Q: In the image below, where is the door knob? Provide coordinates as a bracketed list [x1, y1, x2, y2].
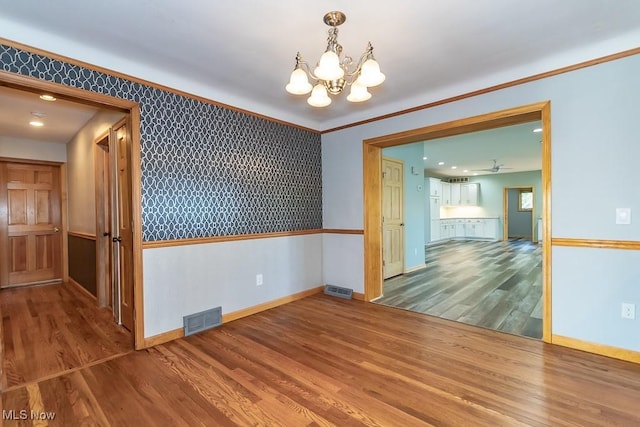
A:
[53, 227, 60, 232]
[112, 236, 122, 243]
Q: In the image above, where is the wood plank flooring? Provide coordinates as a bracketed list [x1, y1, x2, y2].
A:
[3, 293, 640, 426]
[0, 282, 132, 392]
[378, 239, 543, 339]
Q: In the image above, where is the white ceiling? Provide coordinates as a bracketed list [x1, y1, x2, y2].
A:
[0, 85, 98, 144]
[1, 1, 639, 132]
[419, 121, 542, 177]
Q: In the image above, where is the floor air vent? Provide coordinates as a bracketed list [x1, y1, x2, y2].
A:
[324, 285, 353, 299]
[183, 306, 222, 336]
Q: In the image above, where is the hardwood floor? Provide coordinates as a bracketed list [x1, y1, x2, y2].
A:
[0, 282, 132, 392]
[3, 293, 640, 426]
[378, 239, 543, 339]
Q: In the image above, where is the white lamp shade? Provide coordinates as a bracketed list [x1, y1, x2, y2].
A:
[358, 58, 385, 87]
[307, 84, 331, 107]
[346, 81, 371, 103]
[313, 51, 344, 81]
[285, 68, 313, 95]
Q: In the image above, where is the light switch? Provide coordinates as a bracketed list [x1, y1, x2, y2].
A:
[616, 208, 631, 225]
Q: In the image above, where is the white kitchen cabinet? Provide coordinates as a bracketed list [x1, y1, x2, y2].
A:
[441, 182, 451, 205]
[461, 183, 479, 206]
[450, 183, 461, 206]
[429, 178, 442, 197]
[454, 219, 465, 237]
[440, 219, 455, 240]
[482, 218, 498, 239]
[464, 219, 484, 238]
[430, 197, 440, 220]
[430, 219, 441, 242]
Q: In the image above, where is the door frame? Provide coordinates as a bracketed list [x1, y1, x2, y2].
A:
[94, 130, 112, 308]
[503, 186, 536, 242]
[0, 70, 146, 349]
[363, 101, 552, 342]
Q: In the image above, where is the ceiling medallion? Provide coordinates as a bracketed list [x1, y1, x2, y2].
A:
[285, 11, 385, 107]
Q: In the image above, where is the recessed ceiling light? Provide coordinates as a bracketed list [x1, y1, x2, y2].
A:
[451, 166, 457, 170]
[29, 120, 44, 127]
[533, 128, 542, 133]
[422, 156, 427, 160]
[40, 94, 57, 102]
[438, 161, 445, 166]
[463, 169, 469, 173]
[473, 172, 478, 176]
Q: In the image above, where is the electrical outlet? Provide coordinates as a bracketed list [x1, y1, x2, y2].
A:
[621, 303, 635, 320]
[256, 274, 263, 287]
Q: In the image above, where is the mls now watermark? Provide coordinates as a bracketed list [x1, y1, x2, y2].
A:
[3, 409, 56, 421]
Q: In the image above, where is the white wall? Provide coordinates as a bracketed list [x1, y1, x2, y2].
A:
[0, 136, 66, 162]
[322, 53, 640, 352]
[143, 234, 323, 337]
[66, 110, 125, 235]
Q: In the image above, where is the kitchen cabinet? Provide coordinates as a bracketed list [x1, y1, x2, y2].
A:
[482, 218, 498, 239]
[440, 182, 480, 206]
[464, 219, 484, 238]
[441, 182, 452, 205]
[429, 218, 499, 244]
[461, 183, 479, 206]
[430, 219, 440, 242]
[450, 183, 461, 205]
[429, 178, 442, 197]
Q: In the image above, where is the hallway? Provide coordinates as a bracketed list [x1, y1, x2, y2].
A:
[1, 282, 132, 391]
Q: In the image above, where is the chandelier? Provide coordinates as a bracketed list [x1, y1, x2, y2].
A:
[285, 11, 385, 107]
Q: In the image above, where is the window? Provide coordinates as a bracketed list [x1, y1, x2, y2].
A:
[519, 189, 533, 211]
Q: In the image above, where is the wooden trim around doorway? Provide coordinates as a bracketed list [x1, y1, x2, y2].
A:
[362, 101, 553, 343]
[0, 70, 145, 350]
[502, 186, 536, 243]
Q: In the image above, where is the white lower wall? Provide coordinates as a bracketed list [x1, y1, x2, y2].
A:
[142, 233, 323, 338]
[322, 234, 364, 294]
[553, 246, 640, 352]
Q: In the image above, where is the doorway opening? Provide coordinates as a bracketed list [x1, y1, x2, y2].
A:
[0, 70, 144, 350]
[504, 186, 536, 242]
[363, 102, 551, 342]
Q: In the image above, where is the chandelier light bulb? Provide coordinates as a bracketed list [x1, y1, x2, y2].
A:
[358, 58, 385, 87]
[314, 50, 344, 81]
[307, 84, 331, 107]
[346, 81, 371, 103]
[286, 68, 313, 95]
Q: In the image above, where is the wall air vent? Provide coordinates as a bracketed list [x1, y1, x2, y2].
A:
[324, 285, 353, 299]
[183, 306, 222, 336]
[448, 177, 469, 183]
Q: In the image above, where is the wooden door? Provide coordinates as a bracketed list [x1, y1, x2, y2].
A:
[382, 158, 404, 279]
[113, 122, 134, 331]
[0, 163, 62, 288]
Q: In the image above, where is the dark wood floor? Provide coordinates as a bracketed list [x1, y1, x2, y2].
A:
[0, 282, 132, 392]
[3, 291, 640, 426]
[378, 239, 543, 339]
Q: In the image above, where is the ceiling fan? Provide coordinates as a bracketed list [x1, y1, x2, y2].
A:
[474, 159, 513, 173]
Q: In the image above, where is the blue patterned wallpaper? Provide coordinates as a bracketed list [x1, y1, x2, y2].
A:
[0, 44, 322, 241]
